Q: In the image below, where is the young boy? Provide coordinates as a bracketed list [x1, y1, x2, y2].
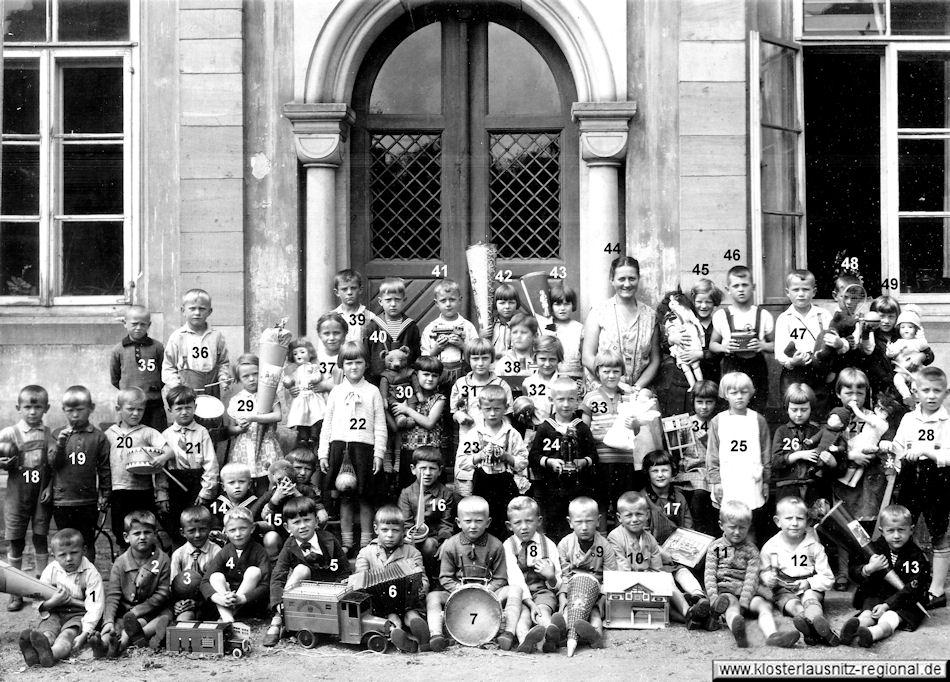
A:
[774, 270, 833, 416]
[161, 288, 231, 401]
[709, 266, 775, 413]
[425, 495, 519, 652]
[704, 500, 799, 648]
[520, 335, 563, 423]
[816, 272, 866, 368]
[673, 380, 718, 537]
[397, 447, 456, 580]
[18, 529, 103, 667]
[455, 384, 529, 539]
[101, 511, 172, 655]
[450, 338, 513, 440]
[200, 506, 270, 623]
[421, 278, 479, 388]
[529, 376, 597, 541]
[760, 496, 835, 645]
[557, 497, 620, 656]
[503, 496, 562, 654]
[365, 277, 422, 380]
[162, 385, 218, 544]
[841, 505, 930, 647]
[496, 312, 539, 384]
[0, 385, 56, 611]
[259, 458, 326, 559]
[332, 268, 368, 343]
[170, 505, 220, 622]
[209, 462, 266, 535]
[110, 305, 166, 431]
[891, 365, 950, 608]
[606, 492, 656, 571]
[50, 385, 111, 563]
[264, 496, 350, 647]
[105, 387, 173, 550]
[354, 505, 430, 653]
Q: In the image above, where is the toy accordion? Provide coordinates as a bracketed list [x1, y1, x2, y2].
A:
[347, 558, 424, 615]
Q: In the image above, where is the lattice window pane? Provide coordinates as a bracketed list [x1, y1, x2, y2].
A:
[370, 132, 442, 260]
[489, 132, 560, 259]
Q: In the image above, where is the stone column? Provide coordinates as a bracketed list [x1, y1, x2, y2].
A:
[571, 102, 638, 314]
[283, 103, 355, 333]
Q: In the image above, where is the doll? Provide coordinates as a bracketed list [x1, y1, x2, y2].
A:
[602, 388, 662, 456]
[283, 338, 324, 445]
[664, 294, 705, 390]
[839, 398, 892, 488]
[886, 306, 929, 407]
[378, 347, 417, 478]
[802, 406, 850, 481]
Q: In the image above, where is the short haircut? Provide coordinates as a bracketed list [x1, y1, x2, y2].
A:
[493, 282, 522, 306]
[534, 335, 563, 361]
[719, 371, 754, 398]
[377, 277, 406, 297]
[290, 447, 317, 467]
[567, 496, 599, 518]
[374, 504, 405, 526]
[692, 380, 719, 402]
[508, 312, 539, 335]
[268, 458, 295, 480]
[414, 355, 444, 375]
[165, 384, 197, 409]
[548, 282, 577, 310]
[334, 268, 363, 289]
[870, 295, 900, 316]
[550, 376, 580, 397]
[116, 386, 146, 406]
[917, 366, 946, 386]
[51, 528, 84, 550]
[233, 353, 259, 379]
[689, 278, 723, 307]
[593, 349, 624, 374]
[835, 367, 868, 394]
[180, 505, 212, 527]
[775, 496, 807, 515]
[19, 385, 49, 405]
[316, 311, 348, 335]
[878, 504, 913, 527]
[288, 337, 317, 363]
[609, 256, 640, 280]
[833, 272, 861, 294]
[719, 500, 752, 524]
[338, 340, 367, 366]
[783, 382, 816, 408]
[220, 462, 251, 480]
[616, 491, 648, 511]
[785, 269, 816, 288]
[464, 337, 495, 362]
[224, 506, 254, 527]
[412, 446, 443, 467]
[124, 510, 157, 532]
[124, 304, 151, 321]
[434, 278, 461, 297]
[642, 449, 676, 474]
[726, 265, 752, 283]
[457, 495, 490, 517]
[283, 496, 317, 521]
[62, 385, 93, 406]
[506, 495, 540, 518]
[182, 288, 211, 305]
[478, 384, 509, 405]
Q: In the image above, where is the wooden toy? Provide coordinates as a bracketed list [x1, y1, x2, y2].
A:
[165, 621, 252, 658]
[282, 581, 391, 652]
[602, 571, 674, 629]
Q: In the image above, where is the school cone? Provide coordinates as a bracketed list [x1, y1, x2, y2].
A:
[564, 573, 601, 657]
[255, 318, 293, 453]
[466, 242, 497, 337]
[0, 560, 84, 609]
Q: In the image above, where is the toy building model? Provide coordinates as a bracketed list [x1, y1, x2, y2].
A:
[602, 571, 675, 630]
[166, 622, 252, 657]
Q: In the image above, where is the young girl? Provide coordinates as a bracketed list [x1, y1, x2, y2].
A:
[317, 341, 387, 552]
[689, 278, 723, 385]
[491, 283, 524, 357]
[227, 354, 283, 497]
[391, 356, 446, 490]
[450, 338, 513, 441]
[521, 335, 562, 424]
[674, 380, 718, 536]
[496, 312, 538, 382]
[283, 338, 323, 445]
[544, 282, 584, 390]
[706, 372, 771, 539]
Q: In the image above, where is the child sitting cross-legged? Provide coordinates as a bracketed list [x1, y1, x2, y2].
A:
[704, 500, 799, 648]
[19, 528, 104, 667]
[760, 496, 836, 646]
[264, 496, 350, 647]
[170, 505, 220, 622]
[502, 496, 563, 654]
[100, 511, 172, 656]
[354, 505, 430, 653]
[199, 506, 270, 623]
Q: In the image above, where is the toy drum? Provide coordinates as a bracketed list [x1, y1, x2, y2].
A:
[444, 583, 502, 647]
[125, 447, 160, 475]
[194, 394, 225, 431]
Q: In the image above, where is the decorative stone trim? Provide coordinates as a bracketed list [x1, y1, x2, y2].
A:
[572, 101, 638, 165]
[283, 102, 355, 167]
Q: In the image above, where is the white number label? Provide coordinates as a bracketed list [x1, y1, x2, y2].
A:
[22, 470, 40, 483]
[225, 557, 235, 569]
[137, 358, 156, 372]
[68, 451, 87, 465]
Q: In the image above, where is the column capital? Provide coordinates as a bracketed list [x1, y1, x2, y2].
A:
[572, 101, 638, 165]
[283, 102, 356, 167]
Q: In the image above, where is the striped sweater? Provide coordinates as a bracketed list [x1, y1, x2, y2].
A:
[704, 536, 767, 610]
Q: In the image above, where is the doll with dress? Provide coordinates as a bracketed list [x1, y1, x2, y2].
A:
[283, 338, 324, 445]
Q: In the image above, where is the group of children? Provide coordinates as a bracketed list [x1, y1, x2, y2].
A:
[3, 260, 947, 665]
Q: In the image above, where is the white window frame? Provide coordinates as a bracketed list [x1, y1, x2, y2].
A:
[795, 0, 950, 42]
[1, 1, 139, 308]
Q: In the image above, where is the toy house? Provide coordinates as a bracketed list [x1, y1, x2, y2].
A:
[602, 571, 674, 630]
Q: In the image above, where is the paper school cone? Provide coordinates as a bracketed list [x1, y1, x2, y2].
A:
[564, 573, 600, 642]
[255, 318, 293, 453]
[0, 560, 85, 609]
[466, 242, 497, 336]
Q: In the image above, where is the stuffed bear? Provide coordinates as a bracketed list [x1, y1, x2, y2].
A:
[802, 406, 850, 481]
[378, 346, 417, 478]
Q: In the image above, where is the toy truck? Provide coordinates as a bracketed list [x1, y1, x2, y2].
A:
[283, 581, 391, 652]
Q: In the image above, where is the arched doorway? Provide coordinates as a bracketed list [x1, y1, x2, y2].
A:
[349, 5, 579, 324]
